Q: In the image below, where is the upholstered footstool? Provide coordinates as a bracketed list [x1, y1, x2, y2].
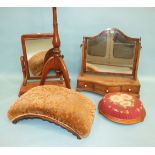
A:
[98, 92, 146, 124]
[8, 85, 96, 139]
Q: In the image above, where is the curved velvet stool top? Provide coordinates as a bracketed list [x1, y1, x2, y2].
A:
[99, 92, 146, 124]
[8, 85, 96, 139]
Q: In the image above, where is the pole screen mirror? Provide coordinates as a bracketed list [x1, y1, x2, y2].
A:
[77, 28, 141, 97]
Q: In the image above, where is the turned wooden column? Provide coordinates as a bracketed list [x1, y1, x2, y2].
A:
[40, 7, 71, 88]
[44, 7, 62, 63]
[52, 7, 61, 55]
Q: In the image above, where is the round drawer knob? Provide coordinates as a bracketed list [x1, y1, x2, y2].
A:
[84, 84, 87, 88]
[106, 89, 109, 93]
[128, 88, 132, 92]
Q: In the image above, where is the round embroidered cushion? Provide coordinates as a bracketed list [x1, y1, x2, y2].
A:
[98, 92, 146, 124]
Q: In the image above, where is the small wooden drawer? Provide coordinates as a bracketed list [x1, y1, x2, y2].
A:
[121, 85, 140, 93]
[95, 84, 120, 94]
[94, 84, 106, 92]
[78, 81, 94, 90]
[107, 86, 121, 93]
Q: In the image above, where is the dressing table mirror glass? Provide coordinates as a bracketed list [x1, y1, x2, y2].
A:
[77, 28, 141, 97]
[86, 29, 135, 74]
[23, 34, 53, 77]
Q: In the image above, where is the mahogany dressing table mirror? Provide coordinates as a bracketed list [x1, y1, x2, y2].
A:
[19, 7, 71, 96]
[77, 28, 141, 97]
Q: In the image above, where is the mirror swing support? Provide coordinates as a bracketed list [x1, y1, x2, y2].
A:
[19, 7, 71, 96]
